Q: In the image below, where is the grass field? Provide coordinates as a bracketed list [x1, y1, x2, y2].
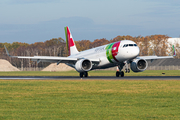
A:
[0, 80, 180, 119]
[0, 70, 179, 76]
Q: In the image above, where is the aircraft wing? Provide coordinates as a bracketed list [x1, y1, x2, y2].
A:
[14, 56, 99, 64]
[4, 46, 100, 64]
[137, 45, 176, 60]
[136, 56, 174, 60]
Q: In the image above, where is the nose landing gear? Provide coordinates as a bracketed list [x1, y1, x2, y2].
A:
[116, 61, 131, 77]
[116, 63, 125, 77]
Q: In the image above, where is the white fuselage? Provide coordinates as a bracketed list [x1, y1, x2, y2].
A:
[69, 40, 140, 69]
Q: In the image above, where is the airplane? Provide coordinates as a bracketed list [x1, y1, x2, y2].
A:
[4, 26, 176, 77]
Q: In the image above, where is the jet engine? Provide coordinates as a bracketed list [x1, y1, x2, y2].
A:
[130, 59, 148, 72]
[75, 59, 92, 72]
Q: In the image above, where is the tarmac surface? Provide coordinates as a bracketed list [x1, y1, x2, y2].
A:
[0, 76, 180, 80]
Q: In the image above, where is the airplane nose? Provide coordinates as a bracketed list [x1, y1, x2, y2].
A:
[136, 47, 140, 56]
[132, 47, 140, 57]
[123, 46, 140, 59]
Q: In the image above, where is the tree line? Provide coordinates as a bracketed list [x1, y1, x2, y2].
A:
[0, 35, 178, 68]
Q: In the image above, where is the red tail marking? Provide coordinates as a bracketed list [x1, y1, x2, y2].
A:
[66, 27, 75, 47]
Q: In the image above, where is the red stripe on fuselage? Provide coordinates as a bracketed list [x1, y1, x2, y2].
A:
[112, 41, 120, 62]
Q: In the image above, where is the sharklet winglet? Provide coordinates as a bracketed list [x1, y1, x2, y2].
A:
[4, 45, 11, 57]
[173, 45, 176, 56]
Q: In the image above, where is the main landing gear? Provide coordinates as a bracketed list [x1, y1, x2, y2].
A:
[125, 68, 130, 73]
[80, 71, 88, 77]
[125, 61, 130, 73]
[116, 71, 124, 77]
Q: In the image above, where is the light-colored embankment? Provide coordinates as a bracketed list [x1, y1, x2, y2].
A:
[0, 59, 20, 71]
[42, 63, 74, 71]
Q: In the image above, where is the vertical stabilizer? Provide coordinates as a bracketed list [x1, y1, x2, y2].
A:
[64, 26, 79, 56]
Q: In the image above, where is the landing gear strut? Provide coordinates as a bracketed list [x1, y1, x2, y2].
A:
[80, 71, 88, 78]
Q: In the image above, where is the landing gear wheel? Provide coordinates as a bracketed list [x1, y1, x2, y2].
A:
[116, 71, 120, 77]
[128, 69, 130, 73]
[120, 71, 124, 77]
[125, 69, 130, 73]
[84, 72, 88, 77]
[80, 72, 84, 77]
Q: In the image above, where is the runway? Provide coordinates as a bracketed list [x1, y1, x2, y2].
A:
[0, 76, 180, 80]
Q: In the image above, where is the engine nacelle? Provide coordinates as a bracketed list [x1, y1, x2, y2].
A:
[75, 59, 92, 72]
[130, 59, 148, 72]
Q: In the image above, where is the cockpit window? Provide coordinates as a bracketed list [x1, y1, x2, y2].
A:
[123, 44, 137, 47]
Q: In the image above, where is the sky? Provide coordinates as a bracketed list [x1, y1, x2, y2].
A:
[0, 0, 180, 43]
